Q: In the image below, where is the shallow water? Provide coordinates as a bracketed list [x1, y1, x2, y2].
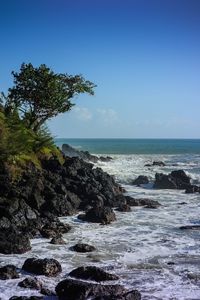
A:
[1, 154, 200, 299]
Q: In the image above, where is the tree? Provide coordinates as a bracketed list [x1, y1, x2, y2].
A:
[6, 63, 96, 132]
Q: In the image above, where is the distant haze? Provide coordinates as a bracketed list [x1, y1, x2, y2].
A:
[1, 0, 200, 138]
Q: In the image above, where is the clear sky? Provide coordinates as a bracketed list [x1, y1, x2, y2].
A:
[0, 0, 200, 138]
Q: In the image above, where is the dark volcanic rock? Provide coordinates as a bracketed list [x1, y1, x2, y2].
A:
[93, 290, 142, 300]
[179, 225, 200, 230]
[72, 243, 96, 252]
[116, 203, 131, 212]
[99, 156, 112, 162]
[40, 220, 71, 238]
[132, 176, 149, 186]
[68, 266, 119, 282]
[78, 206, 116, 224]
[62, 144, 99, 163]
[50, 236, 66, 244]
[154, 170, 191, 189]
[40, 287, 56, 296]
[0, 265, 19, 280]
[18, 277, 42, 290]
[22, 258, 62, 276]
[185, 185, 200, 194]
[56, 278, 141, 300]
[125, 197, 161, 208]
[145, 161, 166, 167]
[0, 229, 31, 254]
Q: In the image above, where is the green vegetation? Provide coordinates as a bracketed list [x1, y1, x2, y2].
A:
[0, 63, 95, 177]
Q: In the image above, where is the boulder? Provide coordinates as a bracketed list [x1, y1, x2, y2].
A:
[132, 176, 149, 186]
[68, 266, 119, 282]
[9, 297, 43, 300]
[154, 170, 191, 189]
[99, 156, 112, 162]
[185, 185, 200, 194]
[50, 237, 66, 245]
[0, 228, 31, 254]
[56, 278, 141, 300]
[145, 161, 165, 167]
[116, 204, 131, 212]
[0, 265, 19, 280]
[78, 206, 116, 224]
[125, 196, 161, 207]
[18, 277, 42, 290]
[72, 243, 96, 253]
[22, 258, 62, 276]
[179, 225, 200, 230]
[40, 220, 71, 238]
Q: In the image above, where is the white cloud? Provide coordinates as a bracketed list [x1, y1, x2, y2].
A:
[73, 107, 92, 121]
[96, 108, 119, 126]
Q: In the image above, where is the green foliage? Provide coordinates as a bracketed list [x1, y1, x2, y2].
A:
[7, 63, 96, 132]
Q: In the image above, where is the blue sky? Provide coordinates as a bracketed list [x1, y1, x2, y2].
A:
[0, 0, 200, 138]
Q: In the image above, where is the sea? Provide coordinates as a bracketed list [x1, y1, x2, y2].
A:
[1, 139, 200, 300]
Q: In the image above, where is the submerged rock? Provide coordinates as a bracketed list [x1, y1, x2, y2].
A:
[72, 243, 96, 252]
[145, 161, 166, 167]
[179, 225, 200, 230]
[22, 258, 62, 276]
[68, 266, 119, 282]
[0, 265, 19, 280]
[56, 278, 141, 300]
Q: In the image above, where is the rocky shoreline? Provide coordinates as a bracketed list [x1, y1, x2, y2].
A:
[0, 146, 200, 299]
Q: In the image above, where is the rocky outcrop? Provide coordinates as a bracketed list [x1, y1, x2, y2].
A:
[132, 176, 149, 186]
[68, 266, 119, 282]
[0, 265, 19, 280]
[185, 185, 200, 194]
[78, 206, 116, 224]
[71, 243, 96, 252]
[56, 278, 141, 300]
[22, 258, 62, 276]
[0, 228, 31, 254]
[62, 143, 112, 163]
[145, 161, 166, 167]
[125, 196, 161, 208]
[154, 170, 191, 189]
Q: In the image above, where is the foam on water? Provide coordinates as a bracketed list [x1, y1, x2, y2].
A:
[1, 153, 200, 299]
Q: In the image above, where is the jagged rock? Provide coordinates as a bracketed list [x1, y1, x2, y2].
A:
[56, 278, 141, 300]
[179, 225, 200, 230]
[72, 243, 96, 252]
[116, 204, 131, 212]
[154, 170, 191, 189]
[40, 221, 71, 238]
[50, 236, 66, 244]
[145, 161, 166, 167]
[68, 266, 119, 282]
[0, 228, 31, 254]
[132, 176, 149, 186]
[125, 196, 161, 207]
[62, 144, 99, 162]
[0, 265, 19, 280]
[18, 277, 42, 290]
[185, 185, 200, 194]
[22, 258, 62, 276]
[78, 206, 116, 224]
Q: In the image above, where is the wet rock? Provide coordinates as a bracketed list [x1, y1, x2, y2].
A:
[40, 287, 56, 296]
[125, 197, 161, 207]
[0, 228, 31, 254]
[0, 265, 19, 280]
[40, 221, 71, 238]
[22, 258, 62, 276]
[18, 277, 42, 290]
[154, 170, 191, 189]
[116, 203, 131, 212]
[145, 161, 166, 167]
[78, 206, 116, 224]
[50, 236, 66, 244]
[56, 278, 141, 300]
[68, 266, 119, 282]
[185, 185, 200, 194]
[187, 273, 200, 281]
[179, 225, 200, 230]
[132, 176, 149, 186]
[93, 290, 142, 300]
[72, 243, 96, 252]
[99, 156, 112, 162]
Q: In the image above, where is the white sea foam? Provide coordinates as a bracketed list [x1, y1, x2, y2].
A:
[0, 154, 200, 299]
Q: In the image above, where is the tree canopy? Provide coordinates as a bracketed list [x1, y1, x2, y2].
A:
[5, 63, 96, 132]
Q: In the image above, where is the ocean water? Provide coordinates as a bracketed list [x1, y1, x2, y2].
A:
[1, 139, 200, 299]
